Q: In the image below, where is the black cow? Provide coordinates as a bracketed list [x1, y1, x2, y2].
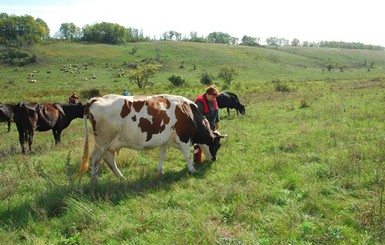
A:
[0, 103, 15, 132]
[216, 92, 246, 116]
[13, 102, 84, 153]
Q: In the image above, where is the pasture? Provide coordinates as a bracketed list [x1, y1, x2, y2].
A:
[0, 42, 384, 243]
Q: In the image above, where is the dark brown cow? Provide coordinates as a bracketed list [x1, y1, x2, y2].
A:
[0, 103, 15, 132]
[13, 102, 84, 153]
[79, 94, 226, 183]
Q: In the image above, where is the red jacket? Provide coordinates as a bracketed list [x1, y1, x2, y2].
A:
[195, 94, 218, 113]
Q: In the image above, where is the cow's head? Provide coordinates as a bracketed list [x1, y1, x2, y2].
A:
[239, 104, 246, 115]
[209, 131, 227, 161]
[198, 121, 227, 162]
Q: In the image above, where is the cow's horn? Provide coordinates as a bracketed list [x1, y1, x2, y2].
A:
[213, 130, 228, 138]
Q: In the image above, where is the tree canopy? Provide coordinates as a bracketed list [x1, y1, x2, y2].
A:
[0, 13, 49, 46]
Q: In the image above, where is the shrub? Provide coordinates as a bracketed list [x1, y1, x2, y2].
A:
[300, 99, 310, 108]
[81, 88, 100, 99]
[168, 75, 186, 87]
[1, 48, 37, 66]
[200, 72, 214, 85]
[218, 66, 237, 84]
[274, 83, 291, 92]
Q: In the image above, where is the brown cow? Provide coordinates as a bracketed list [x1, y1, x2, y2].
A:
[13, 102, 84, 153]
[0, 103, 15, 132]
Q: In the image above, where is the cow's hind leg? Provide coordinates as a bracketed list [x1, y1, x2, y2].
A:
[103, 150, 125, 179]
[89, 148, 104, 184]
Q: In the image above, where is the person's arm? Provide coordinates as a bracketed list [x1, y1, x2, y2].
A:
[213, 110, 220, 129]
[196, 101, 204, 114]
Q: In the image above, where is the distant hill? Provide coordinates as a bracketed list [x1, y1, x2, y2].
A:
[1, 41, 385, 102]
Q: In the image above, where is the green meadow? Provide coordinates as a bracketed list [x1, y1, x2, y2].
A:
[0, 41, 384, 244]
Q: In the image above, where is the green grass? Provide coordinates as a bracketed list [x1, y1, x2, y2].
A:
[0, 41, 385, 244]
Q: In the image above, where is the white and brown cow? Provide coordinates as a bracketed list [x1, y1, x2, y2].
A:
[79, 94, 225, 182]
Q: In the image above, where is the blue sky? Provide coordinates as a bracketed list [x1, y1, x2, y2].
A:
[2, 0, 384, 46]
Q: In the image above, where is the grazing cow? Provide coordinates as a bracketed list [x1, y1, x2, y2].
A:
[0, 103, 15, 132]
[13, 102, 84, 153]
[79, 94, 226, 182]
[216, 92, 246, 116]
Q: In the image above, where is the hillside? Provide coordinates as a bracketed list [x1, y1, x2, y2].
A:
[0, 41, 385, 244]
[1, 41, 385, 102]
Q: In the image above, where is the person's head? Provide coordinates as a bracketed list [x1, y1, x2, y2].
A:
[204, 85, 219, 101]
[72, 92, 76, 96]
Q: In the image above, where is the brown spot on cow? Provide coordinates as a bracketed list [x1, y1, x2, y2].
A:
[133, 100, 145, 112]
[173, 102, 196, 143]
[138, 97, 171, 141]
[120, 99, 132, 118]
[132, 115, 136, 121]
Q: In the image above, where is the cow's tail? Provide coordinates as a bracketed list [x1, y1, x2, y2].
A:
[78, 106, 90, 176]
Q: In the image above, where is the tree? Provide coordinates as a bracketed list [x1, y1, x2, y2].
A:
[241, 35, 260, 46]
[291, 38, 300, 47]
[82, 22, 128, 44]
[35, 18, 50, 40]
[207, 32, 235, 44]
[188, 31, 205, 42]
[218, 66, 237, 85]
[59, 22, 80, 40]
[127, 64, 162, 88]
[0, 13, 50, 46]
[265, 37, 280, 46]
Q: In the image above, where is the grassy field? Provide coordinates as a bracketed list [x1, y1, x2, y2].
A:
[0, 41, 385, 244]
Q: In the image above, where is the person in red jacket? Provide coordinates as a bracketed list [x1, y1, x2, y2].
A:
[194, 85, 220, 164]
[68, 92, 79, 104]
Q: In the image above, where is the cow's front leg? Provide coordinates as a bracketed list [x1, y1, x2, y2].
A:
[181, 143, 196, 173]
[27, 131, 34, 153]
[157, 145, 168, 174]
[52, 129, 61, 144]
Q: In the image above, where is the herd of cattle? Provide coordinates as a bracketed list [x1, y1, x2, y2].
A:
[0, 92, 245, 180]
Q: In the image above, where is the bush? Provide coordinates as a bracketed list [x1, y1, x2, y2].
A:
[273, 80, 291, 92]
[200, 72, 214, 85]
[218, 66, 237, 84]
[0, 48, 37, 66]
[81, 89, 100, 99]
[168, 75, 186, 87]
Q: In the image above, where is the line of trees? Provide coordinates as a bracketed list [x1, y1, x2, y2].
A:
[1, 13, 384, 51]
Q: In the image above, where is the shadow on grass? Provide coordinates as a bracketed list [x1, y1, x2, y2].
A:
[0, 161, 214, 229]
